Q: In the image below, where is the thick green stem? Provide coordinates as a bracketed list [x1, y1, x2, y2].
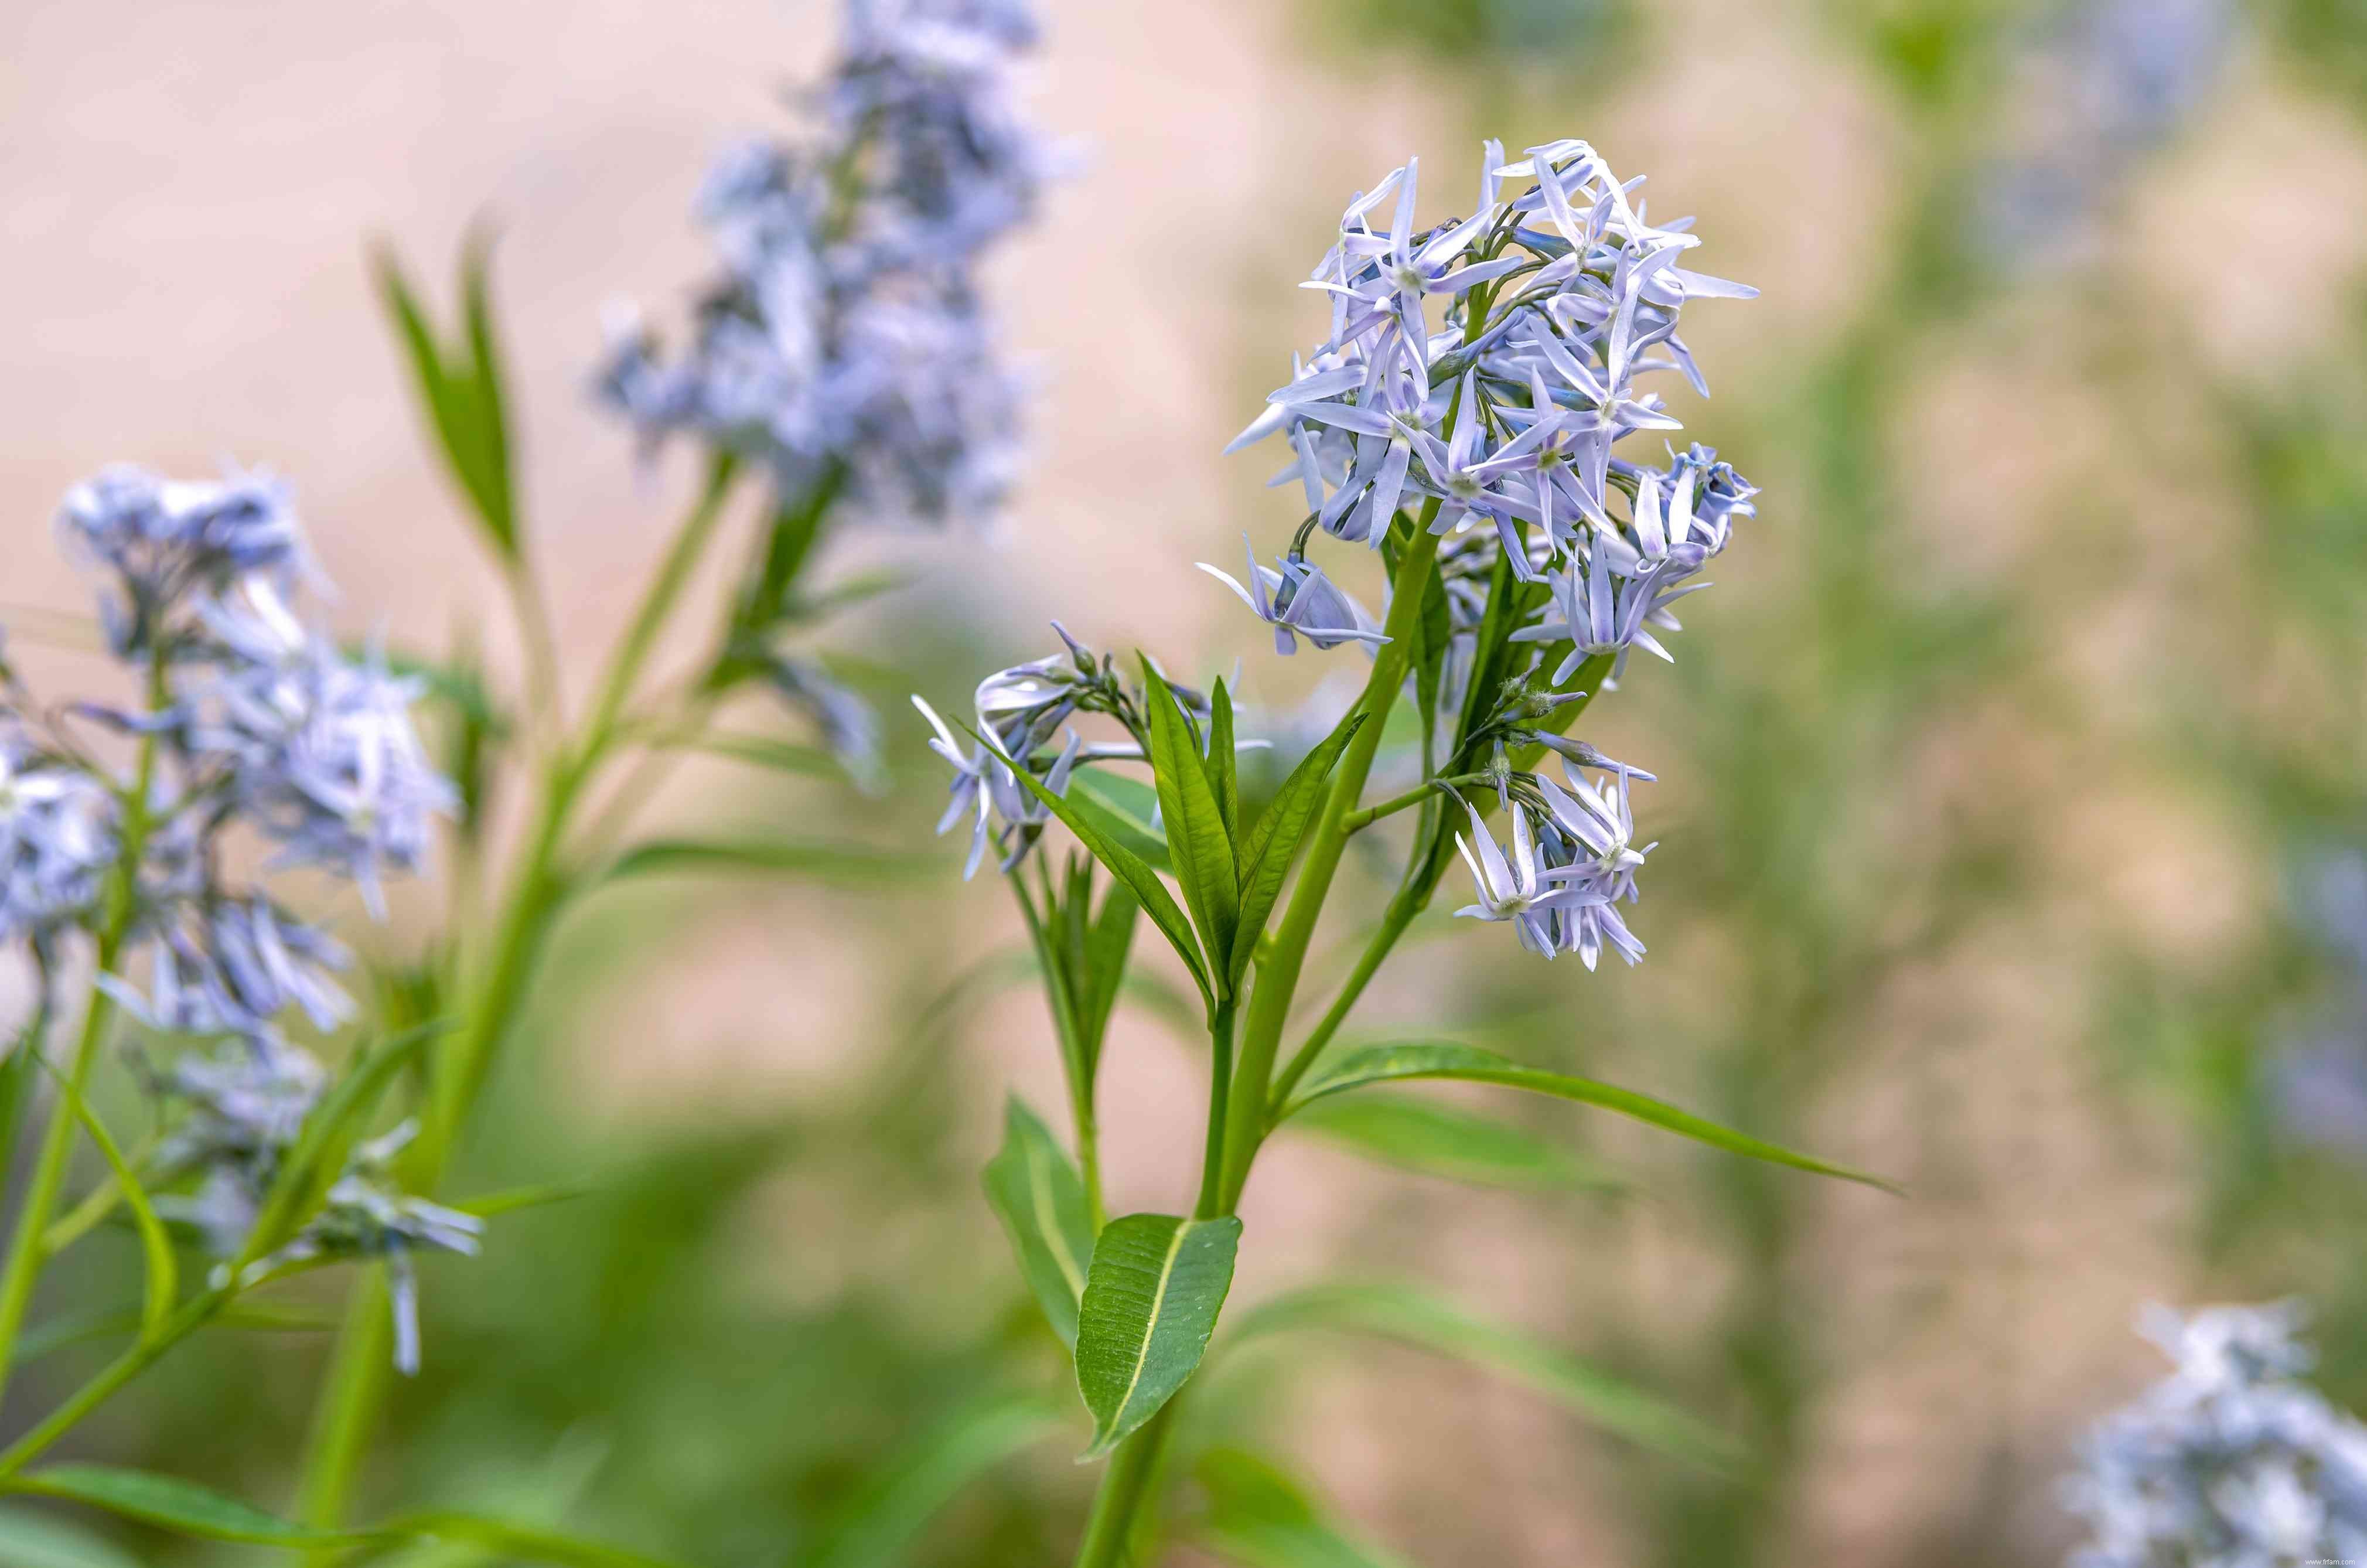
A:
[1193, 1000, 1236, 1219]
[1214, 520, 1442, 1213]
[0, 653, 166, 1405]
[1069, 1396, 1182, 1568]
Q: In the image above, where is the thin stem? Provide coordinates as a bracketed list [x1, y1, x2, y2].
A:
[0, 1286, 228, 1480]
[1193, 1000, 1235, 1220]
[0, 649, 167, 1405]
[504, 556, 565, 744]
[1069, 1396, 1182, 1568]
[1269, 891, 1423, 1114]
[1213, 512, 1444, 1215]
[295, 1269, 390, 1535]
[1341, 773, 1486, 835]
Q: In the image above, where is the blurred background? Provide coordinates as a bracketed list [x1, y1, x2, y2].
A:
[7, 0, 2367, 1563]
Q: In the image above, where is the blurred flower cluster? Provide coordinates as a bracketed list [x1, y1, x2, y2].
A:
[2063, 1302, 2367, 1566]
[598, 0, 1051, 527]
[5, 465, 473, 1369]
[2270, 848, 2367, 1163]
[1220, 139, 1757, 967]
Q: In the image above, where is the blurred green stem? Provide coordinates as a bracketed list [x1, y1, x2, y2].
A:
[298, 453, 741, 1529]
[0, 649, 165, 1406]
[1070, 1397, 1181, 1568]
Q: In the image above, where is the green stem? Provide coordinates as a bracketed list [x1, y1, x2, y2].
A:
[1213, 515, 1443, 1214]
[295, 1269, 390, 1534]
[1193, 1000, 1235, 1219]
[0, 651, 166, 1406]
[300, 455, 741, 1529]
[1341, 773, 1486, 835]
[1069, 1396, 1182, 1568]
[1268, 889, 1423, 1114]
[0, 1287, 228, 1480]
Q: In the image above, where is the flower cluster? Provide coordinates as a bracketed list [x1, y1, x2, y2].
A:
[6, 464, 468, 1367]
[914, 623, 1163, 880]
[2062, 1302, 2367, 1566]
[597, 0, 1051, 527]
[1222, 139, 1757, 966]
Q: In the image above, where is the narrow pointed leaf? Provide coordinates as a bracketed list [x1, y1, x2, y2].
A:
[1286, 1093, 1624, 1192]
[1228, 711, 1367, 990]
[1193, 1448, 1418, 1568]
[5, 1467, 343, 1546]
[803, 1392, 1060, 1568]
[449, 1182, 591, 1219]
[982, 1098, 1097, 1348]
[53, 1084, 173, 1339]
[968, 724, 1212, 1017]
[1226, 1283, 1741, 1471]
[373, 1514, 693, 1568]
[599, 838, 916, 887]
[1079, 881, 1142, 1069]
[456, 227, 519, 555]
[1278, 1042, 1899, 1192]
[373, 245, 512, 563]
[1066, 768, 1169, 872]
[1074, 1213, 1243, 1458]
[0, 1502, 148, 1568]
[1139, 662, 1238, 981]
[1206, 679, 1239, 846]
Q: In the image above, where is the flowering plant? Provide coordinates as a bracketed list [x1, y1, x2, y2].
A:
[920, 137, 1894, 1562]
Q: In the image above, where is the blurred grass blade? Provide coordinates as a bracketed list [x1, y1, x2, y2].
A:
[50, 1079, 173, 1339]
[5, 1467, 344, 1546]
[800, 1392, 1060, 1568]
[448, 1183, 591, 1220]
[238, 1021, 449, 1270]
[981, 1098, 1097, 1348]
[1074, 1213, 1242, 1459]
[376, 1515, 691, 1568]
[599, 839, 918, 887]
[456, 225, 517, 551]
[971, 722, 1212, 1017]
[1228, 1283, 1741, 1471]
[0, 1501, 149, 1568]
[1066, 768, 1169, 873]
[1278, 1042, 1899, 1193]
[1139, 660, 1239, 980]
[372, 238, 517, 562]
[660, 733, 844, 780]
[1193, 1448, 1418, 1568]
[1285, 1093, 1625, 1192]
[1229, 710, 1365, 991]
[8, 1304, 336, 1372]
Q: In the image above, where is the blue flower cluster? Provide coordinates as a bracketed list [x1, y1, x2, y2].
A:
[2063, 1303, 2367, 1566]
[5, 465, 472, 1367]
[1224, 139, 1758, 967]
[598, 0, 1052, 527]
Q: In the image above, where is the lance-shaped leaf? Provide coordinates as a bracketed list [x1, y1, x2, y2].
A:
[53, 1081, 173, 1339]
[1065, 768, 1170, 872]
[1205, 680, 1240, 844]
[971, 724, 1213, 1017]
[1286, 1092, 1624, 1192]
[373, 236, 517, 563]
[803, 1392, 1060, 1568]
[0, 1501, 148, 1568]
[1227, 711, 1367, 991]
[4, 1467, 343, 1547]
[1226, 1283, 1741, 1471]
[1193, 1448, 1419, 1568]
[1277, 1042, 1899, 1193]
[1140, 661, 1239, 984]
[1077, 881, 1141, 1076]
[1073, 1213, 1243, 1459]
[982, 1098, 1097, 1349]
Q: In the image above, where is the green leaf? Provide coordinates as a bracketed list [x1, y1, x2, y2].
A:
[1073, 1213, 1243, 1458]
[801, 1392, 1060, 1568]
[599, 838, 918, 886]
[1078, 881, 1141, 1075]
[372, 242, 514, 563]
[52, 1085, 173, 1339]
[0, 1502, 149, 1568]
[1193, 1448, 1416, 1568]
[981, 1099, 1097, 1349]
[449, 1182, 591, 1219]
[456, 226, 518, 554]
[1278, 1042, 1900, 1193]
[1228, 711, 1367, 991]
[375, 1514, 692, 1568]
[1205, 679, 1239, 846]
[662, 732, 844, 780]
[1065, 768, 1169, 873]
[6, 1467, 342, 1546]
[1139, 661, 1238, 982]
[968, 724, 1212, 1018]
[1286, 1093, 1624, 1192]
[237, 1021, 449, 1270]
[1226, 1283, 1741, 1471]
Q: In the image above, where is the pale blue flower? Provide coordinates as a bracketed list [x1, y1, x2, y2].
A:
[1198, 537, 1390, 656]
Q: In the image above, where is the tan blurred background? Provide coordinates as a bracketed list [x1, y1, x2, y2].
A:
[12, 1, 2367, 1564]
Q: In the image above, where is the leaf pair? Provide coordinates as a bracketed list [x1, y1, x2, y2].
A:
[374, 233, 519, 565]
